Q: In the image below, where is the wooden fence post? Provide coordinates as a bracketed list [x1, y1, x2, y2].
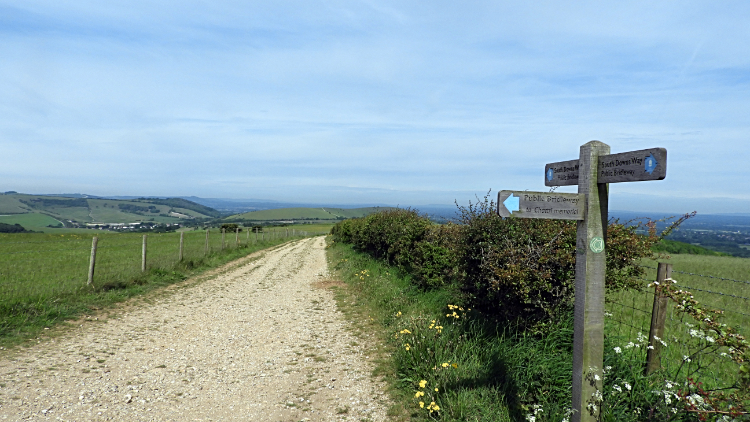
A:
[221, 229, 225, 250]
[646, 262, 672, 375]
[235, 228, 239, 247]
[246, 227, 250, 242]
[87, 236, 98, 286]
[179, 232, 184, 261]
[205, 229, 209, 255]
[572, 141, 610, 422]
[255, 229, 258, 242]
[141, 234, 147, 272]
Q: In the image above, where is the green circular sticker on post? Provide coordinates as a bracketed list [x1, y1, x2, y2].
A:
[590, 237, 605, 253]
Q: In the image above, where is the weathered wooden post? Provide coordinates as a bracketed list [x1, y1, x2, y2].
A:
[205, 229, 209, 255]
[221, 228, 225, 250]
[646, 262, 672, 375]
[572, 141, 609, 420]
[179, 232, 184, 261]
[235, 227, 239, 247]
[141, 234, 147, 272]
[246, 227, 250, 242]
[87, 236, 98, 286]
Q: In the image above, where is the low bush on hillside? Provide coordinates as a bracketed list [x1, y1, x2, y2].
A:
[0, 223, 35, 233]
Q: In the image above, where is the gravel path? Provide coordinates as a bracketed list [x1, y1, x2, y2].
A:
[0, 237, 390, 421]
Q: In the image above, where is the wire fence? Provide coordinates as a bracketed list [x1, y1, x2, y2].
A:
[606, 262, 749, 389]
[0, 228, 327, 304]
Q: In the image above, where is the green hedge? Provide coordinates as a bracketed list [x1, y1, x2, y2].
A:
[332, 198, 659, 327]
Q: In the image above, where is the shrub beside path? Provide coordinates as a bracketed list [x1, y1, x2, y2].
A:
[0, 237, 390, 421]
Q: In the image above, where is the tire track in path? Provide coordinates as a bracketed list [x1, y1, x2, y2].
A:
[0, 237, 390, 421]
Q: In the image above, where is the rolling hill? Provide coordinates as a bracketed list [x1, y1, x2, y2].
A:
[0, 193, 218, 231]
[225, 207, 393, 222]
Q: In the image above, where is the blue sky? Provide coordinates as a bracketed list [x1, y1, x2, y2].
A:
[1, 1, 749, 213]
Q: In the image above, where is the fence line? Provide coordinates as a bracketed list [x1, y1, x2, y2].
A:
[607, 261, 749, 389]
[672, 283, 750, 301]
[639, 264, 750, 286]
[0, 228, 326, 302]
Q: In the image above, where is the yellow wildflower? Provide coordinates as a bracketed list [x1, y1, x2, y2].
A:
[419, 380, 427, 388]
[400, 329, 411, 334]
[435, 388, 439, 392]
[442, 362, 450, 368]
[451, 363, 458, 368]
[415, 391, 424, 398]
[419, 401, 424, 408]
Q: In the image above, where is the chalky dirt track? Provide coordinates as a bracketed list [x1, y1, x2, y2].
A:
[0, 237, 390, 421]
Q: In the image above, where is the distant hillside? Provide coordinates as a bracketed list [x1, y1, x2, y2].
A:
[133, 197, 222, 218]
[0, 193, 220, 231]
[226, 207, 394, 222]
[652, 239, 729, 256]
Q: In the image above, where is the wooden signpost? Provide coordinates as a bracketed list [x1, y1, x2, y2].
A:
[498, 141, 667, 422]
[544, 147, 667, 186]
[497, 190, 585, 220]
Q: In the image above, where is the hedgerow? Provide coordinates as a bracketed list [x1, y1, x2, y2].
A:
[331, 194, 659, 327]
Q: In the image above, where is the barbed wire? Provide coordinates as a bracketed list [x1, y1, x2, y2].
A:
[638, 264, 750, 286]
[673, 284, 750, 302]
[0, 248, 91, 255]
[709, 305, 750, 319]
[0, 239, 91, 245]
[672, 270, 750, 286]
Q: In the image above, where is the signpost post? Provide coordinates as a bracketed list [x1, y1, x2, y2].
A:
[498, 141, 667, 422]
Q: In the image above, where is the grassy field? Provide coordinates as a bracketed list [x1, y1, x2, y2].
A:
[226, 206, 393, 222]
[0, 195, 29, 214]
[609, 254, 750, 339]
[0, 228, 318, 347]
[0, 213, 63, 230]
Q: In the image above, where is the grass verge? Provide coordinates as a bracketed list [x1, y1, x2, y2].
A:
[326, 238, 578, 422]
